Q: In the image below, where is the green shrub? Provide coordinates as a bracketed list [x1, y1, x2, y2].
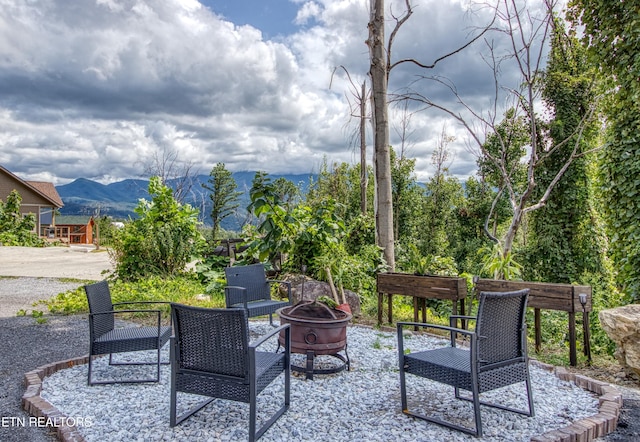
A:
[0, 190, 46, 247]
[109, 177, 203, 281]
[45, 276, 219, 315]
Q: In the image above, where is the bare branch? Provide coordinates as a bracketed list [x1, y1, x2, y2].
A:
[386, 0, 413, 78]
[484, 186, 503, 243]
[390, 9, 498, 72]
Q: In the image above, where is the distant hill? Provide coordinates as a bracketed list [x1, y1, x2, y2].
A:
[56, 172, 314, 231]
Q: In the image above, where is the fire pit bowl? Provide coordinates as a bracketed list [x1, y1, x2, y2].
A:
[277, 301, 352, 379]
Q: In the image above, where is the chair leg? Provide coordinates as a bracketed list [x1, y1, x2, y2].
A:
[471, 381, 483, 437]
[249, 384, 257, 442]
[252, 384, 289, 441]
[399, 362, 408, 412]
[170, 393, 215, 427]
[90, 347, 166, 385]
[87, 355, 94, 386]
[457, 383, 534, 417]
[402, 374, 482, 436]
[525, 369, 535, 417]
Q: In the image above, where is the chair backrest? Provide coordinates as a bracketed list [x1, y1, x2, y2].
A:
[84, 280, 115, 338]
[225, 263, 270, 303]
[171, 304, 250, 379]
[475, 289, 529, 366]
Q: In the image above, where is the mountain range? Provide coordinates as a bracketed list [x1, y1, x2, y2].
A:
[56, 172, 313, 231]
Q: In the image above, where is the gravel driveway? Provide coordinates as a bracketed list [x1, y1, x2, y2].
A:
[0, 246, 110, 442]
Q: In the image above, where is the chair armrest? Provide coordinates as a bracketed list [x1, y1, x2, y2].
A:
[90, 308, 163, 316]
[250, 323, 290, 350]
[112, 302, 172, 326]
[113, 301, 171, 308]
[449, 315, 476, 321]
[397, 321, 475, 349]
[267, 279, 292, 299]
[89, 309, 163, 338]
[397, 321, 474, 338]
[449, 315, 476, 329]
[224, 286, 248, 309]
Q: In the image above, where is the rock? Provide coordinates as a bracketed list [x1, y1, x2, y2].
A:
[600, 305, 640, 376]
[284, 277, 361, 318]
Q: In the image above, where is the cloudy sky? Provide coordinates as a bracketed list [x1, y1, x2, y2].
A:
[0, 0, 557, 185]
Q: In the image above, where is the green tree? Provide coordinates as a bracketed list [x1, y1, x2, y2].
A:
[202, 163, 241, 240]
[454, 177, 495, 274]
[420, 130, 464, 258]
[0, 190, 44, 246]
[408, 2, 597, 272]
[245, 172, 345, 272]
[110, 177, 202, 280]
[307, 159, 374, 224]
[272, 177, 302, 209]
[570, 0, 640, 300]
[390, 148, 423, 244]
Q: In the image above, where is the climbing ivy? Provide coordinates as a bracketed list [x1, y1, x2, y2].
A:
[570, 0, 640, 300]
[524, 17, 604, 284]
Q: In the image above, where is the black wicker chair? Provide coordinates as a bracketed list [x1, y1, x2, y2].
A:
[170, 304, 290, 442]
[84, 280, 172, 385]
[397, 289, 534, 437]
[224, 263, 291, 325]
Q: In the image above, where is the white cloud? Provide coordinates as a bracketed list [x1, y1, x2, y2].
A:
[0, 0, 555, 186]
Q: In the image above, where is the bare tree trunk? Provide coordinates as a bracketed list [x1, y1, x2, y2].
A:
[369, 0, 395, 270]
[360, 81, 368, 215]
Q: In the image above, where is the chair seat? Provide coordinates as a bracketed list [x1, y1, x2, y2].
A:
[176, 351, 286, 402]
[93, 325, 172, 355]
[230, 300, 290, 317]
[405, 347, 472, 390]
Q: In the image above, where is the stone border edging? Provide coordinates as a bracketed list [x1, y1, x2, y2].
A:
[22, 351, 622, 442]
[529, 360, 622, 442]
[22, 356, 89, 442]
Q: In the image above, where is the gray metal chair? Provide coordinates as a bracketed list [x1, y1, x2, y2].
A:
[84, 280, 172, 385]
[397, 289, 534, 437]
[170, 304, 290, 442]
[224, 263, 291, 325]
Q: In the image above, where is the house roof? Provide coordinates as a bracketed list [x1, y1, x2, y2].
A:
[26, 181, 64, 207]
[0, 164, 64, 208]
[55, 215, 94, 225]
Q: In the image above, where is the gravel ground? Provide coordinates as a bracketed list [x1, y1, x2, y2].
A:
[41, 323, 599, 442]
[0, 278, 88, 442]
[1, 246, 639, 441]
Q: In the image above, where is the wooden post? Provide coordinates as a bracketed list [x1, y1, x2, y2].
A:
[583, 311, 592, 363]
[534, 308, 541, 353]
[569, 312, 577, 367]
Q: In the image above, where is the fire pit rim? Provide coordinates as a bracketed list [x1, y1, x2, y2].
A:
[276, 301, 352, 324]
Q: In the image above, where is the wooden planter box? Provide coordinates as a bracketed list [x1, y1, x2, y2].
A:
[476, 279, 592, 366]
[376, 274, 592, 366]
[376, 272, 468, 326]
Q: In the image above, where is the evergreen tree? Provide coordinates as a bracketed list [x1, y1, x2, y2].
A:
[202, 163, 241, 240]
